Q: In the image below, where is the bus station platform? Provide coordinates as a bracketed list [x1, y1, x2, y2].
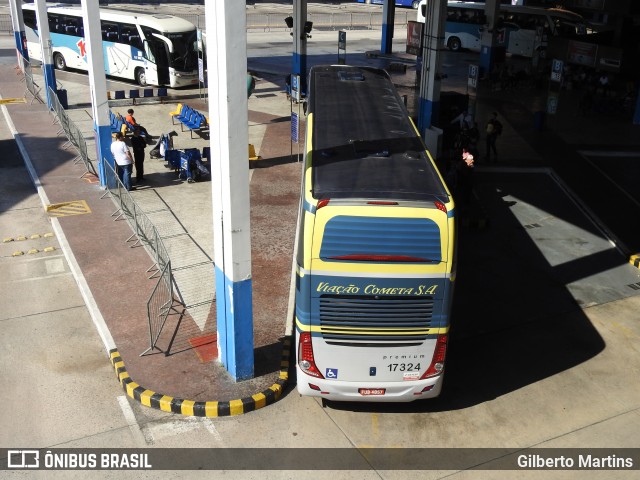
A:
[2, 49, 640, 416]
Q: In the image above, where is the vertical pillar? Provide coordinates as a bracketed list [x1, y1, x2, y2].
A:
[8, 0, 29, 70]
[293, 0, 308, 94]
[633, 85, 640, 126]
[81, 0, 113, 187]
[34, 0, 56, 109]
[206, 0, 254, 381]
[380, 0, 395, 55]
[417, 0, 446, 133]
[479, 0, 500, 78]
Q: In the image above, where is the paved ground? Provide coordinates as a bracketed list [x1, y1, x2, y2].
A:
[1, 23, 640, 420]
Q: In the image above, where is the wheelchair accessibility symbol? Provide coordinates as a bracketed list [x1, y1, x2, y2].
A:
[325, 368, 338, 379]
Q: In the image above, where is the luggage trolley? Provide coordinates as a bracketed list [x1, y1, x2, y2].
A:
[166, 148, 209, 183]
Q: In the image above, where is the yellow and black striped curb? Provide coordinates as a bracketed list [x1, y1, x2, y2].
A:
[630, 253, 640, 270]
[46, 200, 91, 217]
[109, 338, 291, 417]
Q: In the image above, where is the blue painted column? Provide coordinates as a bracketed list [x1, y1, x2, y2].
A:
[81, 0, 113, 187]
[205, 0, 254, 381]
[292, 0, 308, 94]
[479, 0, 500, 78]
[417, 0, 446, 134]
[8, 0, 29, 70]
[380, 0, 395, 55]
[34, 0, 56, 109]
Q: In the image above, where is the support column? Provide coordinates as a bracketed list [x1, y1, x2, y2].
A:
[293, 0, 308, 94]
[380, 0, 395, 55]
[8, 0, 29, 70]
[417, 0, 446, 133]
[479, 0, 501, 78]
[206, 0, 254, 381]
[81, 0, 113, 187]
[34, 0, 56, 109]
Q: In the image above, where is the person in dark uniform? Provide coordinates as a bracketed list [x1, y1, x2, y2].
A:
[130, 127, 146, 184]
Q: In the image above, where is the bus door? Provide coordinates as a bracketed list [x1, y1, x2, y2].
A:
[143, 35, 170, 86]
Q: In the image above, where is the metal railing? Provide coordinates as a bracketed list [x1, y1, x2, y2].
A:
[48, 86, 98, 180]
[101, 158, 184, 356]
[0, 11, 409, 35]
[23, 61, 42, 104]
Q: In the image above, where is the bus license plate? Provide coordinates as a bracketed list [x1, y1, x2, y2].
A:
[359, 388, 386, 396]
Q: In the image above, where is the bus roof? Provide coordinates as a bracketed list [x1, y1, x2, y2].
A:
[22, 4, 196, 33]
[308, 65, 448, 202]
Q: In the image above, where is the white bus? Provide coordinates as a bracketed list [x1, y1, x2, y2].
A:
[417, 1, 590, 58]
[22, 4, 199, 87]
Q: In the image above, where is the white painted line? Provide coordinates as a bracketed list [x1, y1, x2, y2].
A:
[202, 418, 225, 444]
[1, 91, 117, 353]
[116, 395, 149, 446]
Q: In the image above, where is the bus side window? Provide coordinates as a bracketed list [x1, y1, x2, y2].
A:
[101, 21, 119, 41]
[143, 40, 156, 62]
[48, 14, 61, 34]
[23, 10, 36, 29]
[121, 26, 143, 49]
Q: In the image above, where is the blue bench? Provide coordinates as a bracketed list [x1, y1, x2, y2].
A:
[109, 111, 124, 135]
[180, 111, 208, 138]
[173, 104, 208, 138]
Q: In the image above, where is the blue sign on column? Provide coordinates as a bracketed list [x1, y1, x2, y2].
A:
[291, 112, 299, 143]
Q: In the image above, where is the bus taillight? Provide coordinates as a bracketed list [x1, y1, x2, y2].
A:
[434, 201, 447, 213]
[420, 334, 447, 379]
[298, 332, 324, 378]
[317, 199, 330, 210]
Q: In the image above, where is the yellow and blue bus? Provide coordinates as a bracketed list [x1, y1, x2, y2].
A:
[295, 65, 456, 402]
[417, 1, 590, 58]
[22, 4, 199, 87]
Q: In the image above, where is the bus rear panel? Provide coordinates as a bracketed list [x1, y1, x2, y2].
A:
[295, 66, 455, 402]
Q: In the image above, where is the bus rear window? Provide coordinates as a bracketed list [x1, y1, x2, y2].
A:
[319, 216, 442, 264]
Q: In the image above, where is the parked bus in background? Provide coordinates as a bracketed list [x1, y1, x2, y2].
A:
[22, 4, 199, 87]
[417, 0, 591, 58]
[295, 65, 456, 402]
[355, 0, 423, 9]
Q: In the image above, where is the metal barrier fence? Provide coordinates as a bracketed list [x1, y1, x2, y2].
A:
[101, 158, 184, 356]
[23, 62, 42, 104]
[0, 11, 409, 35]
[0, 14, 11, 34]
[48, 86, 98, 179]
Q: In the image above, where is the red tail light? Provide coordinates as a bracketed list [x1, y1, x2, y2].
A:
[420, 334, 447, 379]
[317, 199, 330, 209]
[298, 332, 324, 378]
[434, 201, 447, 213]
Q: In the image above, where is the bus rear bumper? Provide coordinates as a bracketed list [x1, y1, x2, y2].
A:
[296, 368, 443, 402]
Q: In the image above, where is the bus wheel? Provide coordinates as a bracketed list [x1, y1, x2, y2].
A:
[53, 53, 66, 70]
[135, 68, 147, 87]
[447, 37, 462, 52]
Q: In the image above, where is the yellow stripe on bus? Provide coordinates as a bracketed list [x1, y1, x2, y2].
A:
[295, 318, 448, 336]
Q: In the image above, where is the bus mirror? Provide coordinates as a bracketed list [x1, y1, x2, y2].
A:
[421, 5, 426, 17]
[284, 16, 293, 28]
